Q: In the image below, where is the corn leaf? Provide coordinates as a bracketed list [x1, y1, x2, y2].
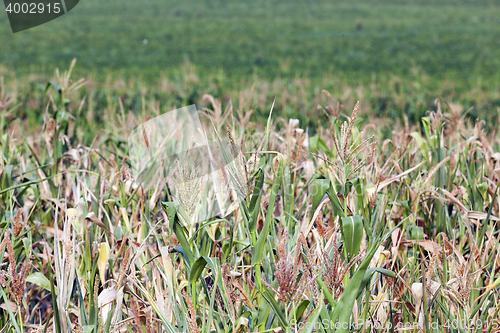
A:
[341, 215, 363, 257]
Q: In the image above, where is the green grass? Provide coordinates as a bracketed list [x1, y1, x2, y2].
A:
[1, 0, 500, 91]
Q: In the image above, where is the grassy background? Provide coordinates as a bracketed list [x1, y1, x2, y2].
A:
[1, 0, 500, 91]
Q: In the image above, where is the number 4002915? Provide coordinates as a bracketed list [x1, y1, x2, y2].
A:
[5, 2, 61, 14]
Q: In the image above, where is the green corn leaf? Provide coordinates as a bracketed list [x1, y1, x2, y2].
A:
[46, 81, 62, 94]
[341, 215, 363, 257]
[330, 237, 381, 331]
[162, 201, 177, 229]
[283, 167, 294, 228]
[259, 288, 288, 328]
[189, 256, 220, 284]
[248, 167, 265, 233]
[82, 326, 94, 333]
[161, 201, 195, 264]
[410, 132, 429, 162]
[356, 267, 396, 299]
[75, 271, 89, 326]
[173, 221, 195, 265]
[407, 225, 424, 240]
[327, 186, 346, 218]
[312, 179, 330, 213]
[317, 277, 336, 308]
[189, 257, 208, 283]
[252, 153, 285, 265]
[263, 99, 275, 152]
[301, 304, 323, 333]
[364, 267, 396, 279]
[477, 182, 488, 199]
[295, 299, 310, 319]
[309, 135, 334, 158]
[421, 116, 432, 144]
[0, 174, 58, 195]
[26, 272, 52, 292]
[0, 287, 21, 333]
[331, 222, 402, 331]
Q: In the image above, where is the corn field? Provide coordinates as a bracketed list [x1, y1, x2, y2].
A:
[1, 61, 500, 333]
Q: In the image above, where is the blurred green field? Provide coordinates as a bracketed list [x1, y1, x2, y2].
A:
[1, 0, 500, 91]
